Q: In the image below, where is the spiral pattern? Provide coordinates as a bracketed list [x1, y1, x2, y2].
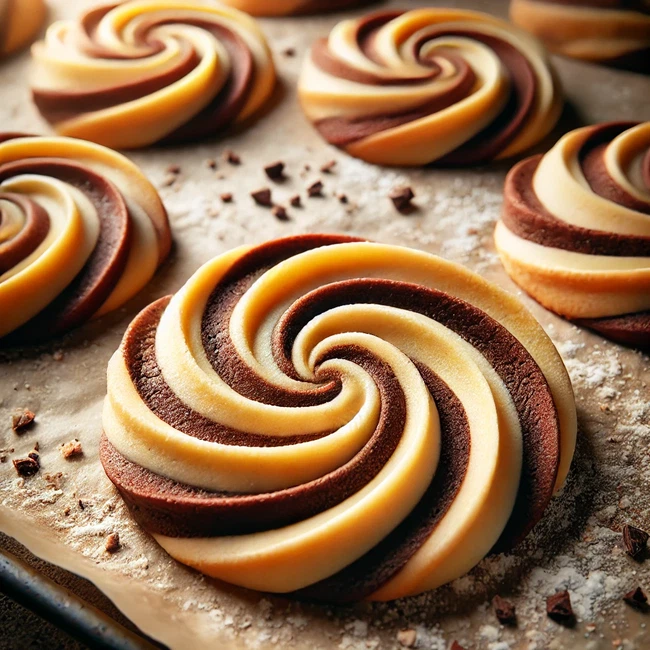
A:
[0, 0, 46, 58]
[100, 234, 576, 601]
[0, 133, 170, 342]
[510, 0, 650, 73]
[297, 9, 563, 166]
[30, 1, 276, 149]
[495, 122, 650, 350]
[219, 0, 374, 16]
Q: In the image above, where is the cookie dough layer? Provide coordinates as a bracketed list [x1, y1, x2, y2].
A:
[495, 121, 650, 349]
[298, 9, 563, 166]
[510, 0, 650, 72]
[102, 234, 576, 601]
[0, 134, 170, 342]
[30, 1, 276, 149]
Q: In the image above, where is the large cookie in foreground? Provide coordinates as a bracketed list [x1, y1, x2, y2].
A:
[101, 234, 576, 601]
[0, 134, 171, 343]
[30, 1, 276, 149]
[510, 0, 650, 73]
[495, 121, 650, 351]
[297, 9, 563, 166]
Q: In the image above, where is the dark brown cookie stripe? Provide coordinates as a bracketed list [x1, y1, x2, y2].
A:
[0, 134, 170, 342]
[496, 122, 650, 350]
[510, 0, 650, 72]
[298, 9, 563, 166]
[30, 2, 276, 149]
[102, 234, 576, 601]
[219, 0, 376, 16]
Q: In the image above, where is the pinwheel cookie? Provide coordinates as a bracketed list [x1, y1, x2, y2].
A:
[495, 122, 650, 350]
[30, 1, 276, 149]
[0, 134, 170, 343]
[0, 0, 47, 59]
[220, 0, 373, 16]
[298, 9, 563, 166]
[510, 0, 650, 73]
[101, 234, 576, 601]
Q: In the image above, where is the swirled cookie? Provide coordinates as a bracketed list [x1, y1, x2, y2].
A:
[510, 0, 650, 73]
[220, 0, 373, 16]
[30, 1, 276, 149]
[0, 134, 170, 343]
[101, 234, 576, 601]
[0, 0, 46, 58]
[495, 122, 650, 350]
[297, 9, 563, 166]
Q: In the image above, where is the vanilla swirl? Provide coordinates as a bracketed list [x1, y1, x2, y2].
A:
[0, 134, 170, 342]
[510, 0, 650, 73]
[30, 1, 276, 149]
[101, 234, 576, 600]
[0, 0, 46, 58]
[495, 122, 650, 350]
[297, 9, 563, 166]
[220, 0, 373, 16]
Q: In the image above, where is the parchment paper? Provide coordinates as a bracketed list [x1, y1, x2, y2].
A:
[1, 1, 650, 648]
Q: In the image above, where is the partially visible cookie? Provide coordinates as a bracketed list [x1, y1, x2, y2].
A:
[298, 9, 563, 166]
[30, 1, 276, 149]
[0, 134, 171, 343]
[0, 0, 46, 58]
[220, 0, 374, 16]
[495, 122, 650, 350]
[510, 0, 650, 73]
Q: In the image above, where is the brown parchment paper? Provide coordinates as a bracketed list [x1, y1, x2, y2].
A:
[1, 1, 650, 648]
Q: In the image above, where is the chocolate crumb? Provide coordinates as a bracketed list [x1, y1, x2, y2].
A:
[166, 164, 181, 175]
[44, 472, 64, 489]
[13, 456, 39, 477]
[223, 150, 241, 165]
[251, 188, 273, 207]
[32, 442, 39, 452]
[78, 499, 85, 510]
[205, 158, 218, 170]
[53, 350, 64, 362]
[320, 160, 336, 174]
[264, 161, 285, 182]
[272, 205, 289, 221]
[28, 450, 39, 461]
[450, 642, 466, 650]
[220, 192, 233, 203]
[396, 628, 417, 647]
[12, 409, 35, 432]
[290, 194, 302, 208]
[105, 532, 121, 554]
[623, 586, 648, 609]
[546, 590, 574, 624]
[389, 186, 415, 214]
[61, 439, 83, 459]
[623, 524, 648, 559]
[63, 507, 71, 516]
[303, 164, 311, 172]
[492, 595, 516, 625]
[0, 456, 6, 463]
[307, 180, 323, 197]
[282, 47, 296, 57]
[337, 193, 349, 204]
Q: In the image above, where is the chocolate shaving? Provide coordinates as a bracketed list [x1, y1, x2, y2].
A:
[389, 186, 415, 214]
[251, 188, 273, 207]
[307, 180, 324, 197]
[338, 193, 349, 204]
[61, 439, 83, 459]
[290, 194, 302, 208]
[492, 595, 516, 624]
[623, 524, 648, 560]
[282, 47, 296, 57]
[205, 159, 218, 170]
[12, 409, 35, 432]
[105, 532, 121, 554]
[320, 160, 336, 174]
[264, 161, 285, 181]
[623, 586, 648, 609]
[13, 456, 39, 477]
[220, 192, 233, 203]
[223, 150, 241, 165]
[272, 205, 289, 221]
[450, 642, 467, 650]
[546, 590, 574, 624]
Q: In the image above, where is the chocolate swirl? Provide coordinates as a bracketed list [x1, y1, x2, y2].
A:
[495, 122, 650, 350]
[30, 1, 276, 149]
[297, 9, 563, 166]
[101, 234, 576, 601]
[219, 0, 374, 16]
[0, 133, 170, 342]
[0, 0, 46, 58]
[510, 0, 650, 73]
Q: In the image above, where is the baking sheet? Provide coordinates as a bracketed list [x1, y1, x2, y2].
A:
[1, 1, 650, 648]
